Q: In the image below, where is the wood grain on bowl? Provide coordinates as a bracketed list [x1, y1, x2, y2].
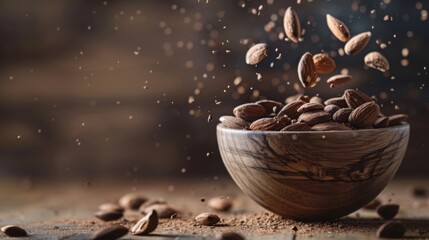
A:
[216, 124, 409, 220]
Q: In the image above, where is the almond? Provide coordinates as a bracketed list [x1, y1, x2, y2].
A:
[283, 7, 301, 43]
[119, 193, 146, 210]
[373, 117, 390, 128]
[250, 116, 291, 131]
[377, 204, 399, 220]
[143, 204, 177, 219]
[388, 114, 408, 126]
[297, 95, 310, 103]
[1, 225, 27, 237]
[344, 31, 371, 55]
[298, 111, 332, 126]
[95, 210, 123, 222]
[297, 102, 325, 113]
[348, 102, 380, 128]
[208, 197, 233, 212]
[285, 94, 303, 104]
[255, 100, 284, 114]
[324, 104, 341, 115]
[277, 100, 306, 120]
[245, 43, 268, 65]
[298, 52, 318, 88]
[364, 51, 390, 72]
[195, 212, 220, 226]
[93, 225, 128, 240]
[333, 108, 353, 123]
[343, 89, 373, 108]
[376, 221, 406, 238]
[281, 122, 312, 131]
[324, 97, 348, 108]
[326, 14, 351, 42]
[131, 210, 158, 236]
[311, 122, 352, 131]
[326, 74, 352, 88]
[219, 116, 250, 130]
[313, 53, 336, 74]
[309, 96, 324, 105]
[233, 103, 267, 122]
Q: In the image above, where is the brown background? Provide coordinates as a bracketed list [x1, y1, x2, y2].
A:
[0, 0, 428, 182]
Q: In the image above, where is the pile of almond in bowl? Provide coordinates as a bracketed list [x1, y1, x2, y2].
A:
[219, 89, 408, 131]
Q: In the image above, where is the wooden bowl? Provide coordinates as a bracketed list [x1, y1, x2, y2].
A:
[217, 124, 410, 220]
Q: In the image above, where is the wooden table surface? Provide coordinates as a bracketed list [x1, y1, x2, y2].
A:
[0, 178, 428, 239]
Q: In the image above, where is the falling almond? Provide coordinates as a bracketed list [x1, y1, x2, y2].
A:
[364, 51, 390, 72]
[326, 14, 351, 42]
[245, 43, 268, 65]
[326, 74, 352, 88]
[345, 31, 372, 55]
[283, 7, 301, 43]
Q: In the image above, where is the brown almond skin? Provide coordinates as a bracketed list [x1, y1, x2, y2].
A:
[99, 203, 124, 213]
[297, 95, 310, 103]
[309, 96, 324, 105]
[131, 210, 159, 236]
[297, 103, 325, 113]
[245, 43, 268, 65]
[298, 111, 332, 126]
[285, 94, 302, 104]
[348, 102, 380, 128]
[195, 213, 220, 226]
[333, 108, 353, 123]
[324, 97, 348, 108]
[388, 114, 408, 126]
[119, 193, 146, 210]
[326, 75, 352, 88]
[281, 122, 312, 131]
[377, 204, 399, 220]
[326, 14, 351, 42]
[95, 210, 123, 222]
[93, 225, 128, 240]
[313, 53, 336, 74]
[233, 103, 267, 122]
[215, 232, 245, 240]
[1, 225, 27, 237]
[283, 7, 301, 43]
[277, 100, 306, 120]
[373, 117, 390, 128]
[324, 104, 341, 115]
[376, 220, 406, 238]
[143, 204, 177, 219]
[345, 31, 371, 55]
[208, 197, 233, 212]
[219, 116, 250, 130]
[298, 52, 318, 88]
[250, 116, 291, 131]
[343, 89, 373, 109]
[255, 100, 284, 114]
[311, 122, 352, 131]
[364, 51, 390, 72]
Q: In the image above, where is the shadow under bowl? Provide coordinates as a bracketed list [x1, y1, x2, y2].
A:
[216, 124, 410, 221]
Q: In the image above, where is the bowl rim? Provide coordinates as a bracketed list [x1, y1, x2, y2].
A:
[217, 123, 409, 134]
